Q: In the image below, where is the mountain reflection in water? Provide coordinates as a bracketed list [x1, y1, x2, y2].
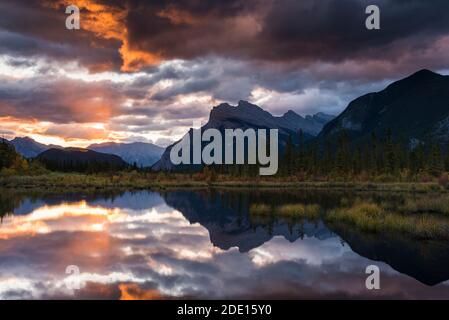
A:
[0, 189, 449, 299]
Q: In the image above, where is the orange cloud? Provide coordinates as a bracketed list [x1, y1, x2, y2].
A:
[40, 0, 161, 72]
[42, 123, 110, 141]
[119, 283, 163, 300]
[119, 38, 161, 72]
[0, 117, 116, 148]
[0, 117, 45, 139]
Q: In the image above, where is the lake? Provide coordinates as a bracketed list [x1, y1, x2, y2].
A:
[1, 189, 449, 299]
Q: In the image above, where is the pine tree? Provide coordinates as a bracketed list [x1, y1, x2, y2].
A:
[335, 130, 349, 175]
[0, 140, 20, 170]
[296, 130, 306, 173]
[384, 129, 397, 174]
[283, 134, 294, 176]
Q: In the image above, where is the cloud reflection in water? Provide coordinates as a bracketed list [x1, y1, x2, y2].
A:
[0, 190, 449, 299]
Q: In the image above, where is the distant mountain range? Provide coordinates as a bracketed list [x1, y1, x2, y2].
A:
[6, 137, 164, 167]
[205, 100, 334, 137]
[6, 69, 449, 172]
[8, 137, 56, 158]
[318, 69, 449, 146]
[88, 142, 164, 167]
[154, 69, 449, 170]
[152, 100, 335, 170]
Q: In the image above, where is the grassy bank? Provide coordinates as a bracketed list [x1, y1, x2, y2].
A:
[250, 203, 322, 220]
[0, 172, 447, 193]
[249, 194, 449, 240]
[326, 201, 449, 240]
[0, 173, 205, 191]
[3, 172, 449, 240]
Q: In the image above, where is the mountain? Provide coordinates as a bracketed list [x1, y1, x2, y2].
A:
[152, 100, 334, 170]
[5, 137, 163, 167]
[9, 137, 51, 158]
[37, 148, 127, 172]
[162, 190, 333, 252]
[205, 100, 333, 136]
[279, 110, 335, 136]
[317, 69, 449, 146]
[88, 142, 164, 167]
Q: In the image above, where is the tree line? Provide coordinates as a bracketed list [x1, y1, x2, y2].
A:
[203, 129, 449, 182]
[3, 130, 449, 182]
[0, 140, 46, 175]
[280, 129, 449, 180]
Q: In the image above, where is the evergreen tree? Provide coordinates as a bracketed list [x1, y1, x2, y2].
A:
[335, 130, 349, 175]
[0, 140, 18, 169]
[283, 134, 294, 175]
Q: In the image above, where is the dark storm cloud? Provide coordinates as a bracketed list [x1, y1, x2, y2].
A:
[1, 0, 449, 142]
[0, 0, 122, 72]
[152, 78, 219, 101]
[123, 0, 449, 66]
[255, 0, 449, 61]
[1, 0, 449, 72]
[109, 118, 195, 133]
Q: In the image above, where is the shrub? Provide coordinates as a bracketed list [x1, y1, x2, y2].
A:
[249, 204, 271, 216]
[275, 204, 321, 219]
[326, 200, 449, 240]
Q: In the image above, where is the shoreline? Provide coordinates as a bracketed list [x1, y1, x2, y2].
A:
[2, 174, 449, 241]
[0, 173, 447, 193]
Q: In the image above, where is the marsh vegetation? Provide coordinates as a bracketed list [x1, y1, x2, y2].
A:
[248, 192, 449, 241]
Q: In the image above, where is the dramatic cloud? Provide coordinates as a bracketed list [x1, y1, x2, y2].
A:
[1, 0, 449, 145]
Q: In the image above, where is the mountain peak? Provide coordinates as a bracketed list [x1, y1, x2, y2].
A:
[410, 69, 441, 78]
[9, 136, 50, 158]
[237, 100, 262, 109]
[318, 69, 449, 145]
[12, 136, 35, 142]
[152, 101, 336, 170]
[400, 69, 444, 84]
[382, 69, 445, 95]
[281, 110, 305, 121]
[209, 100, 271, 125]
[283, 110, 299, 117]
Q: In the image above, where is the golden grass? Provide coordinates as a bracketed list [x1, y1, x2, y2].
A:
[275, 204, 321, 219]
[400, 196, 449, 215]
[249, 203, 322, 220]
[326, 201, 449, 240]
[249, 204, 272, 216]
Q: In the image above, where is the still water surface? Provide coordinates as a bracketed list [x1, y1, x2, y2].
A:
[1, 189, 449, 299]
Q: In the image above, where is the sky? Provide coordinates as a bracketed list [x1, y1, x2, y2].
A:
[1, 0, 449, 147]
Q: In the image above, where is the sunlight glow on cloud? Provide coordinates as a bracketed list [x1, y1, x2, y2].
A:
[41, 0, 161, 72]
[1, 0, 449, 146]
[0, 201, 121, 239]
